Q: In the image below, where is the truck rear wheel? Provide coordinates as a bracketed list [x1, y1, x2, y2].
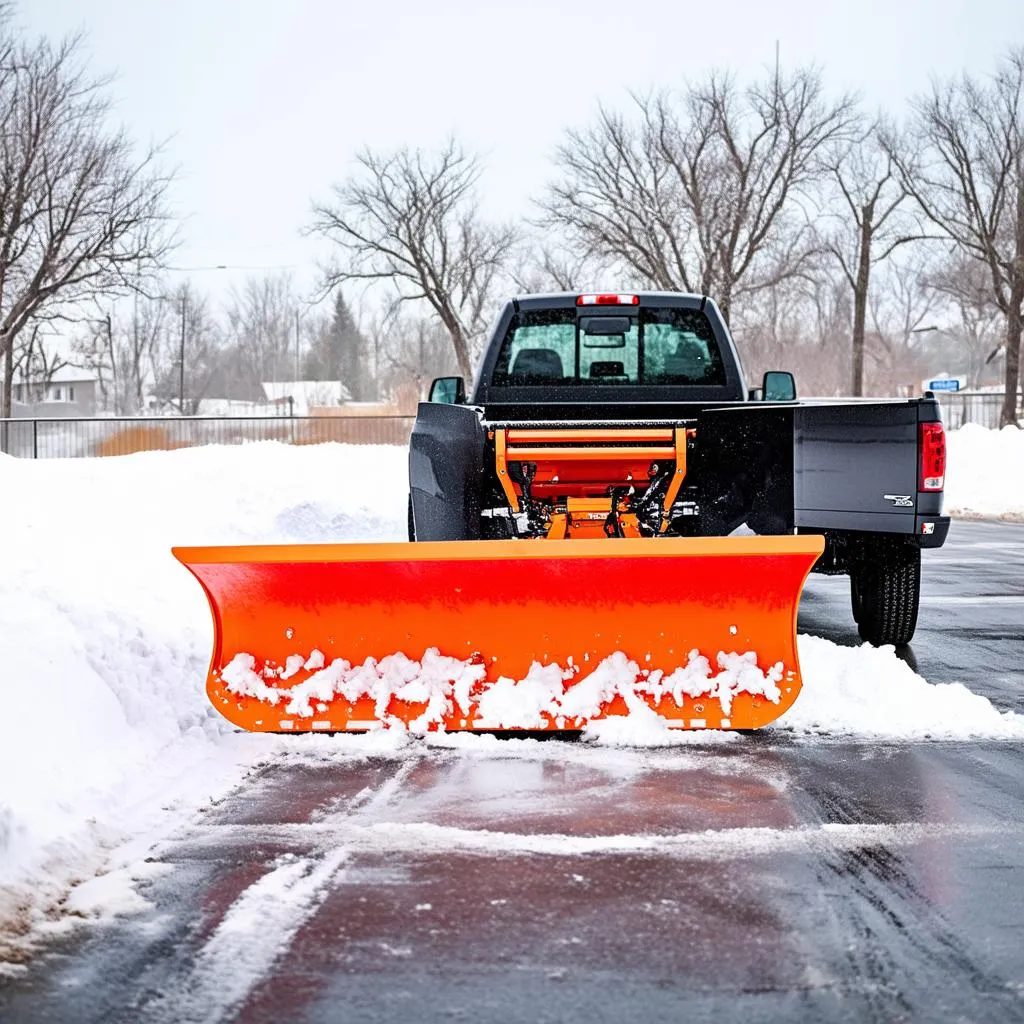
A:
[850, 541, 921, 646]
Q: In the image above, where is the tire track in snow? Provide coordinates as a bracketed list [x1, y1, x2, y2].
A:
[146, 848, 347, 1024]
[145, 758, 419, 1024]
[344, 756, 421, 815]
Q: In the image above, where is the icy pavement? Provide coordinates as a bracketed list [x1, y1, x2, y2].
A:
[5, 739, 1024, 1023]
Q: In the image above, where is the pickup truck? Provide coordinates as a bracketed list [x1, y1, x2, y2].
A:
[408, 291, 949, 646]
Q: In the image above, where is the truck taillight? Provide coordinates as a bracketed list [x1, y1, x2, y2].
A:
[576, 294, 640, 306]
[919, 421, 946, 491]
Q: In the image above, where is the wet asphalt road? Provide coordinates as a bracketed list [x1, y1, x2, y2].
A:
[2, 519, 1023, 1024]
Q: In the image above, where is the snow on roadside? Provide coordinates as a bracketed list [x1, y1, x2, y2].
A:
[945, 424, 1024, 520]
[781, 635, 1024, 739]
[0, 433, 1022, 962]
[0, 442, 407, 961]
[579, 634, 1024, 745]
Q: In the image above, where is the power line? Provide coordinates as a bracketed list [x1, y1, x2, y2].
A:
[162, 262, 300, 272]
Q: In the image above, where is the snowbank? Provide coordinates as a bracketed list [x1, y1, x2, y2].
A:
[0, 435, 1021, 960]
[945, 424, 1024, 520]
[0, 442, 407, 957]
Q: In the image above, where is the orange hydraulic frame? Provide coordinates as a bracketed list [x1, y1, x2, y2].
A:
[492, 425, 694, 538]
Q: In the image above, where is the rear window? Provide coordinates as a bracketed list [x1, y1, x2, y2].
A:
[490, 308, 726, 386]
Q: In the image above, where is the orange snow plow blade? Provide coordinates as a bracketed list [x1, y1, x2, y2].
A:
[172, 535, 823, 733]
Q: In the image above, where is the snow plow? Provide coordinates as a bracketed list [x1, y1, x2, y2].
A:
[175, 289, 950, 734]
[172, 535, 823, 733]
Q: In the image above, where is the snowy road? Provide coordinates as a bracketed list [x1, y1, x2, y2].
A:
[2, 519, 1024, 1023]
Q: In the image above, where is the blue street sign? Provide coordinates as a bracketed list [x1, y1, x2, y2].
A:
[926, 378, 962, 392]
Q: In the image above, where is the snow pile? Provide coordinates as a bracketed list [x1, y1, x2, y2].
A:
[945, 424, 1024, 520]
[583, 635, 1024, 745]
[221, 648, 487, 730]
[0, 442, 406, 955]
[782, 635, 1024, 740]
[219, 646, 786, 730]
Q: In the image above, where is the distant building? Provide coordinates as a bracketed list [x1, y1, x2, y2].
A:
[260, 381, 352, 416]
[4, 366, 98, 418]
[193, 398, 282, 417]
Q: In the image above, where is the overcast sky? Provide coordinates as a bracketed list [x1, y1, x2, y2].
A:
[18, 0, 1024, 305]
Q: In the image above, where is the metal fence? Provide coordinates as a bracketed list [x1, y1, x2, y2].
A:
[933, 391, 1023, 430]
[0, 415, 416, 459]
[1, 393, 1018, 459]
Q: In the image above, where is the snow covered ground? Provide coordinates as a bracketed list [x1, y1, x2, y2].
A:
[0, 426, 1021, 963]
[945, 424, 1024, 520]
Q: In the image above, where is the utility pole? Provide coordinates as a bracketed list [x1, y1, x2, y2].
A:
[105, 314, 114, 412]
[295, 308, 300, 383]
[374, 332, 380, 398]
[179, 294, 186, 415]
[418, 323, 425, 393]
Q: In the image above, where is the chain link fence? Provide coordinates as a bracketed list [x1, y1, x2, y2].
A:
[0, 415, 416, 458]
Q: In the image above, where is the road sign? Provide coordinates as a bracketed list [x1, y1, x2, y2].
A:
[923, 377, 966, 392]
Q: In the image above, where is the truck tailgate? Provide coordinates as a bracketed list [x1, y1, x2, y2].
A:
[794, 402, 918, 532]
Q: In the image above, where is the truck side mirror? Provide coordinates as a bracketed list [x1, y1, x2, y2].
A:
[428, 376, 466, 404]
[762, 371, 796, 402]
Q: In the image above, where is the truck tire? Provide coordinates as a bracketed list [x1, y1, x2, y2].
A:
[850, 541, 920, 646]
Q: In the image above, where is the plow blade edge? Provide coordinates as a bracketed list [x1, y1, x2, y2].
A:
[172, 536, 823, 733]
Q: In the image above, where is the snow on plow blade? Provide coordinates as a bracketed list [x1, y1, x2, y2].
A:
[172, 536, 823, 733]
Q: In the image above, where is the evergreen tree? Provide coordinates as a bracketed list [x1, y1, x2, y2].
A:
[303, 291, 370, 399]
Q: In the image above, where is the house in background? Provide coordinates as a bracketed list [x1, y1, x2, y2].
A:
[260, 380, 352, 415]
[5, 366, 99, 418]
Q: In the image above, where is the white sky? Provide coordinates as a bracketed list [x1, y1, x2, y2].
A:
[18, 0, 1024, 306]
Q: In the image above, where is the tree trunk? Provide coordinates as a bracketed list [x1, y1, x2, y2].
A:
[717, 284, 732, 329]
[1005, 178, 1024, 429]
[445, 319, 472, 381]
[1, 336, 12, 456]
[1001, 293, 1022, 428]
[2, 336, 12, 419]
[851, 203, 874, 397]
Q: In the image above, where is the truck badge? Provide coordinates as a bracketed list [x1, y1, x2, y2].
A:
[884, 494, 914, 507]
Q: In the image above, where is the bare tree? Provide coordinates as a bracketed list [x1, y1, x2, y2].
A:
[541, 67, 859, 324]
[732, 261, 851, 395]
[11, 321, 66, 401]
[925, 252, 1006, 386]
[379, 309, 455, 399]
[0, 14, 175, 421]
[310, 140, 518, 379]
[821, 123, 929, 394]
[72, 314, 115, 410]
[509, 240, 600, 294]
[885, 50, 1024, 426]
[224, 272, 299, 391]
[864, 255, 939, 393]
[73, 294, 170, 412]
[150, 282, 222, 412]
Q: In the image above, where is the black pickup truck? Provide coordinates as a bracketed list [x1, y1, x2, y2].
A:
[408, 292, 949, 646]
